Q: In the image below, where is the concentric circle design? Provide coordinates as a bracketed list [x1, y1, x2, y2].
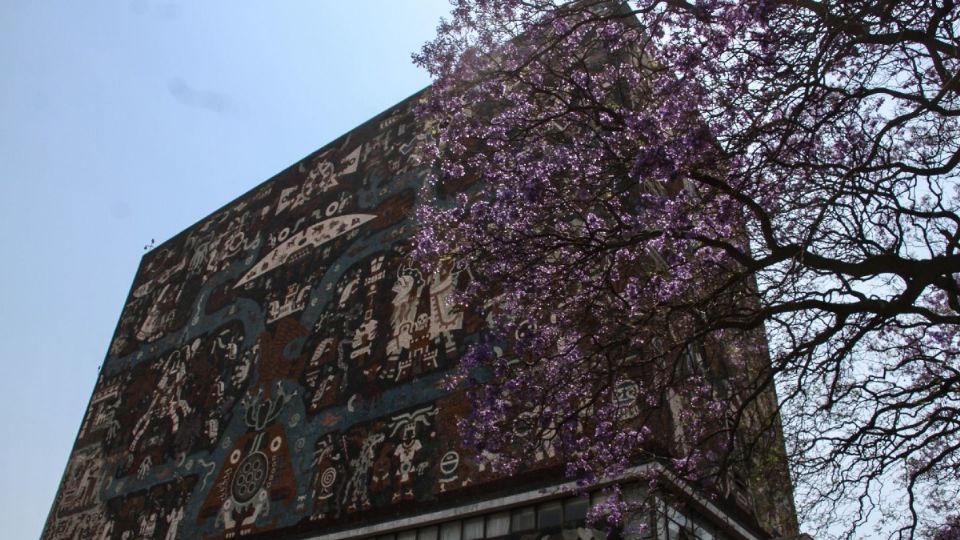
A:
[440, 451, 460, 475]
[320, 467, 336, 489]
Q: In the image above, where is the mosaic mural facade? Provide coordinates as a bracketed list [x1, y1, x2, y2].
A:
[44, 86, 797, 539]
[43, 92, 527, 540]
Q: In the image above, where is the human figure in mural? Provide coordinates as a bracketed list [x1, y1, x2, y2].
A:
[61, 451, 102, 513]
[343, 431, 385, 512]
[392, 428, 422, 502]
[388, 406, 437, 502]
[129, 351, 191, 452]
[138, 509, 157, 538]
[137, 282, 176, 342]
[164, 500, 184, 540]
[186, 227, 214, 277]
[385, 267, 423, 382]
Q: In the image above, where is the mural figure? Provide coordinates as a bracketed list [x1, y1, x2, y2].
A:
[59, 448, 104, 513]
[343, 431, 385, 512]
[137, 281, 180, 342]
[384, 267, 423, 382]
[388, 406, 437, 502]
[138, 510, 157, 538]
[165, 499, 185, 540]
[78, 382, 120, 444]
[129, 351, 191, 453]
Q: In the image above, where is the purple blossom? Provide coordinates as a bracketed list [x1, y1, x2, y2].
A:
[413, 0, 960, 538]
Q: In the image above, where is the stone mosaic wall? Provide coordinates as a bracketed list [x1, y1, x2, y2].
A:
[43, 92, 526, 540]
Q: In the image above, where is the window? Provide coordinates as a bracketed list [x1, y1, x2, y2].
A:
[486, 512, 510, 537]
[660, 505, 716, 540]
[363, 489, 656, 540]
[440, 521, 462, 540]
[538, 501, 563, 529]
[564, 496, 590, 524]
[417, 527, 438, 540]
[463, 517, 485, 540]
[511, 506, 536, 532]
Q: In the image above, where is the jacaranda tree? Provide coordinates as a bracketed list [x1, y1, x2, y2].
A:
[412, 1, 960, 538]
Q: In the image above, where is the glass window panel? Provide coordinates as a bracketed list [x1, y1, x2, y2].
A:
[564, 497, 590, 524]
[377, 535, 395, 540]
[511, 507, 536, 532]
[486, 512, 510, 537]
[463, 517, 484, 540]
[538, 501, 563, 529]
[441, 521, 462, 540]
[662, 504, 718, 540]
[418, 527, 439, 540]
[398, 531, 417, 540]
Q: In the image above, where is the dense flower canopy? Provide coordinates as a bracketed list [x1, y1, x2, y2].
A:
[413, 1, 960, 538]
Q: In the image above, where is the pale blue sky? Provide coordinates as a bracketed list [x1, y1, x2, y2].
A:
[0, 2, 450, 537]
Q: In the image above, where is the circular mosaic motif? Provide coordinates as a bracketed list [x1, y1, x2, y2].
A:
[231, 452, 268, 504]
[440, 451, 460, 475]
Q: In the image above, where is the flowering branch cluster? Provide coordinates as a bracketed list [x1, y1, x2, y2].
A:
[413, 1, 960, 538]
